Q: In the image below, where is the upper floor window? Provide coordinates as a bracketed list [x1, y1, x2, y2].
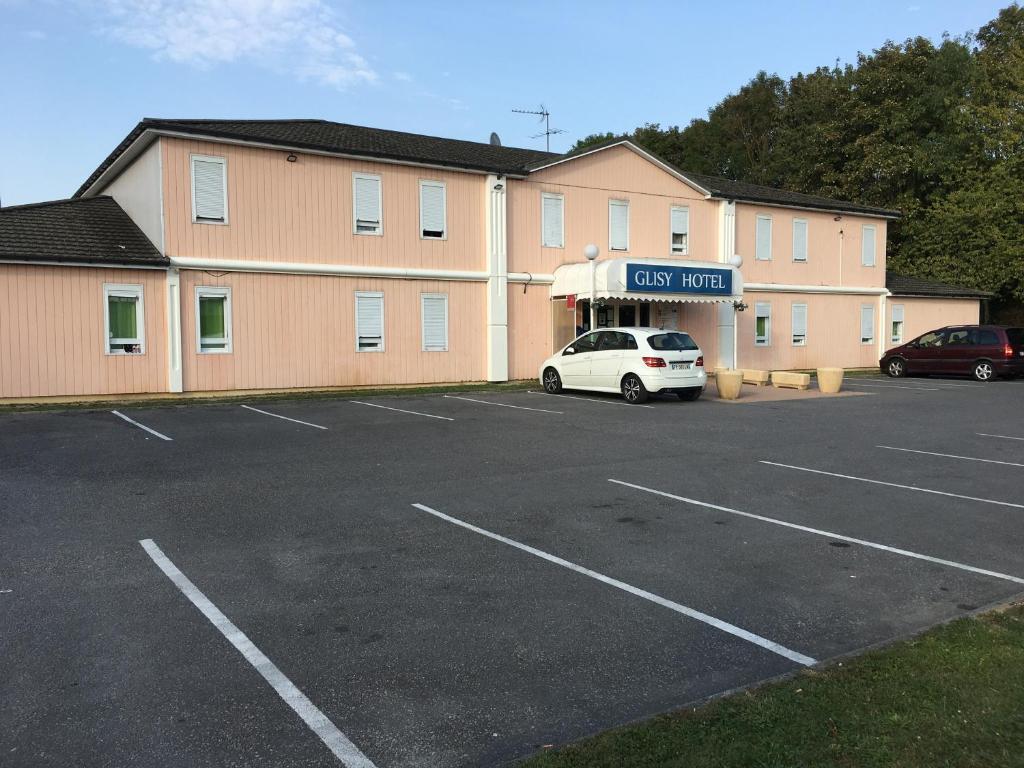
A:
[670, 206, 689, 255]
[609, 199, 629, 251]
[353, 173, 382, 235]
[861, 225, 877, 266]
[755, 214, 772, 261]
[191, 155, 227, 224]
[891, 304, 904, 343]
[196, 286, 232, 353]
[541, 192, 564, 248]
[419, 180, 447, 239]
[104, 284, 144, 355]
[792, 218, 808, 262]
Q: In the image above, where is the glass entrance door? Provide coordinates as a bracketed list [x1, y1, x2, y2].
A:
[619, 305, 636, 327]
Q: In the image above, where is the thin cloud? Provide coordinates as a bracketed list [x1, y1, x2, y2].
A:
[95, 0, 376, 89]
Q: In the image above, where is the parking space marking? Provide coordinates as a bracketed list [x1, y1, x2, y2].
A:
[111, 410, 173, 441]
[878, 445, 1024, 468]
[442, 395, 563, 414]
[139, 539, 377, 768]
[350, 401, 454, 421]
[411, 502, 817, 667]
[844, 382, 941, 392]
[527, 390, 656, 408]
[978, 433, 1024, 442]
[240, 404, 328, 430]
[760, 461, 1024, 510]
[859, 378, 976, 389]
[608, 479, 1024, 586]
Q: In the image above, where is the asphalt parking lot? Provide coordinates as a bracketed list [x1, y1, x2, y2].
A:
[2, 375, 1023, 767]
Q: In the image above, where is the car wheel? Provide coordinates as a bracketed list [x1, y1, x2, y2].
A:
[885, 357, 906, 378]
[542, 367, 563, 394]
[972, 360, 994, 382]
[677, 389, 701, 401]
[620, 374, 649, 404]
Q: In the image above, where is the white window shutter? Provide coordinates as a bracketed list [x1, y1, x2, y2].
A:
[862, 226, 876, 266]
[793, 219, 808, 261]
[609, 200, 629, 250]
[192, 158, 226, 221]
[353, 174, 381, 232]
[420, 182, 446, 237]
[861, 304, 875, 341]
[892, 304, 904, 323]
[671, 206, 689, 253]
[756, 216, 772, 260]
[421, 294, 448, 351]
[355, 293, 384, 351]
[792, 303, 808, 338]
[542, 194, 563, 247]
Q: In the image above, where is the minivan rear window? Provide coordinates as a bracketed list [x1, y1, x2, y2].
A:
[647, 332, 698, 351]
[1007, 328, 1023, 345]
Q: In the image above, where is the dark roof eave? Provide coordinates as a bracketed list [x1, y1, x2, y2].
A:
[708, 192, 901, 219]
[0, 254, 169, 267]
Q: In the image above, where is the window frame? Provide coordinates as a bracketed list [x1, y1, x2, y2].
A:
[755, 214, 773, 261]
[791, 302, 808, 347]
[190, 154, 229, 225]
[891, 303, 905, 343]
[541, 192, 564, 248]
[861, 225, 877, 267]
[195, 286, 233, 354]
[103, 283, 145, 355]
[355, 291, 385, 353]
[754, 302, 772, 347]
[352, 172, 383, 236]
[608, 198, 630, 252]
[861, 303, 876, 345]
[669, 205, 689, 256]
[419, 179, 447, 240]
[420, 292, 449, 352]
[792, 218, 808, 262]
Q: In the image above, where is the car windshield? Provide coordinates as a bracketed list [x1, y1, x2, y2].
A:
[647, 332, 698, 351]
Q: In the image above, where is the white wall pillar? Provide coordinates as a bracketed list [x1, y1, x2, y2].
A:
[485, 175, 509, 382]
[716, 200, 737, 369]
[167, 268, 183, 393]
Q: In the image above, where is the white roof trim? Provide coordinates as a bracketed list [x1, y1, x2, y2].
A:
[551, 257, 743, 302]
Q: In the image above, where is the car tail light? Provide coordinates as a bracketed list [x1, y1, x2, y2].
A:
[642, 356, 666, 368]
[695, 355, 704, 367]
[1005, 344, 1014, 359]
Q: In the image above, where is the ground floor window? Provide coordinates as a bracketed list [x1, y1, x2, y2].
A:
[355, 291, 385, 352]
[755, 302, 771, 346]
[861, 304, 875, 344]
[196, 286, 232, 353]
[104, 284, 144, 354]
[891, 304, 904, 343]
[791, 303, 807, 346]
[421, 293, 448, 352]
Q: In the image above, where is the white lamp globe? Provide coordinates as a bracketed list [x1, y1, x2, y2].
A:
[728, 253, 743, 268]
[584, 244, 600, 261]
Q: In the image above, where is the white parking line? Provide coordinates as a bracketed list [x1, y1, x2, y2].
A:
[608, 479, 1024, 586]
[978, 433, 1024, 442]
[240, 404, 328, 430]
[111, 410, 173, 441]
[859, 378, 976, 389]
[878, 445, 1024, 468]
[527, 390, 655, 408]
[411, 503, 816, 666]
[139, 539, 377, 768]
[759, 461, 1024, 510]
[844, 382, 941, 392]
[443, 395, 563, 414]
[350, 401, 454, 421]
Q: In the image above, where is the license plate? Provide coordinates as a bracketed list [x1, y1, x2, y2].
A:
[671, 362, 691, 370]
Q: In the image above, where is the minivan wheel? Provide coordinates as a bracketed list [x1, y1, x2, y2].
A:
[621, 374, 649, 404]
[677, 388, 701, 402]
[886, 358, 906, 378]
[542, 367, 563, 394]
[972, 360, 994, 382]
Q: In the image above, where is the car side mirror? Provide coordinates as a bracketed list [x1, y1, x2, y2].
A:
[563, 346, 575, 356]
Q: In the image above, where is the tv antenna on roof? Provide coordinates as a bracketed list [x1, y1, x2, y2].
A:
[512, 104, 565, 152]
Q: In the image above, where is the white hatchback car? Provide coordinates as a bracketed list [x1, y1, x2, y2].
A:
[539, 327, 706, 403]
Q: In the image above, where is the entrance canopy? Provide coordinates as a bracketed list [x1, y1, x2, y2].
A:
[550, 258, 743, 304]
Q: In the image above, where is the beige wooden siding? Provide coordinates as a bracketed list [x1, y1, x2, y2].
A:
[889, 297, 980, 345]
[507, 285, 553, 380]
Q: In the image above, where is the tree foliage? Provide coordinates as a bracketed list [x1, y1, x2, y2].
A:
[573, 4, 1024, 305]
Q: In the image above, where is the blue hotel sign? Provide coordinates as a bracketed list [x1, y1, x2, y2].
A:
[625, 263, 733, 295]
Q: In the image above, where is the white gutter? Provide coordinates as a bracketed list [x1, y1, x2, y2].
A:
[744, 282, 890, 296]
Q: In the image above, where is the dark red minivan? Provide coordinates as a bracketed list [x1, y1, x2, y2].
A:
[880, 325, 1024, 381]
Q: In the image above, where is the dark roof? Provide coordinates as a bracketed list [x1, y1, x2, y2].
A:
[886, 273, 991, 299]
[75, 118, 558, 197]
[0, 196, 167, 266]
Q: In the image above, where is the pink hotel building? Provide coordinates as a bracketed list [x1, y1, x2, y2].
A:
[0, 119, 987, 401]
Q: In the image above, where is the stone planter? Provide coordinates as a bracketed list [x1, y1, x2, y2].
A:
[716, 369, 743, 400]
[817, 367, 844, 394]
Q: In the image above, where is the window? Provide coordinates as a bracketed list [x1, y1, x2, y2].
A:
[647, 332, 699, 351]
[104, 284, 144, 354]
[419, 180, 446, 239]
[355, 292, 384, 352]
[792, 218, 808, 262]
[568, 332, 600, 353]
[609, 199, 629, 251]
[191, 155, 227, 223]
[860, 304, 875, 344]
[754, 302, 771, 346]
[670, 206, 689, 255]
[861, 225, 876, 266]
[421, 293, 448, 352]
[755, 215, 772, 261]
[891, 304, 904, 343]
[917, 331, 946, 348]
[353, 173, 382, 235]
[541, 192, 564, 248]
[975, 329, 1000, 346]
[196, 287, 232, 353]
[791, 303, 807, 346]
[597, 331, 634, 351]
[946, 328, 971, 346]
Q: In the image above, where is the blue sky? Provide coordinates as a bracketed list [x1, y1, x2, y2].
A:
[0, 0, 1010, 205]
